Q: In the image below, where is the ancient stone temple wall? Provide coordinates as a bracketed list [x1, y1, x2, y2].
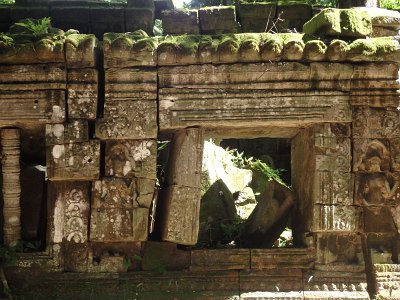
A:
[0, 20, 400, 298]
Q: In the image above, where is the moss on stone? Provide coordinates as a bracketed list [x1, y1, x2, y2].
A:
[66, 34, 93, 48]
[216, 34, 240, 54]
[200, 5, 235, 11]
[304, 8, 372, 38]
[340, 9, 372, 37]
[304, 40, 327, 54]
[303, 8, 341, 36]
[348, 39, 377, 56]
[372, 37, 399, 55]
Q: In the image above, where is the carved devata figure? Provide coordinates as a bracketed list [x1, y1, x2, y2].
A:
[356, 140, 399, 206]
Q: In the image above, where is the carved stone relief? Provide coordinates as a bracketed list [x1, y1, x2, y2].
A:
[46, 140, 100, 180]
[105, 139, 156, 179]
[96, 100, 157, 140]
[90, 178, 155, 241]
[51, 181, 90, 244]
[353, 139, 391, 173]
[353, 107, 400, 138]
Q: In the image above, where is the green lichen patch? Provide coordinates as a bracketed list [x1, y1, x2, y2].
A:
[159, 34, 212, 55]
[348, 37, 398, 58]
[65, 34, 92, 48]
[304, 8, 372, 39]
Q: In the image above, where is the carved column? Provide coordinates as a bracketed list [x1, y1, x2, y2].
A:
[1, 128, 21, 246]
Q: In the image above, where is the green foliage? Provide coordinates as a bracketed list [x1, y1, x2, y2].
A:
[0, 0, 14, 4]
[0, 33, 14, 47]
[229, 149, 288, 188]
[13, 17, 51, 36]
[380, 0, 400, 9]
[219, 216, 243, 243]
[0, 244, 19, 267]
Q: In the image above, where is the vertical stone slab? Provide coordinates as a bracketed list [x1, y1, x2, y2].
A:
[161, 128, 204, 245]
[90, 178, 155, 242]
[50, 181, 91, 244]
[1, 129, 21, 246]
[166, 128, 204, 188]
[291, 127, 315, 243]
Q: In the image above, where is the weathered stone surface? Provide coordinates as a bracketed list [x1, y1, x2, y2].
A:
[161, 185, 201, 245]
[353, 139, 391, 173]
[303, 8, 372, 38]
[49, 181, 91, 244]
[191, 249, 250, 271]
[237, 3, 276, 32]
[67, 68, 98, 119]
[355, 172, 400, 206]
[161, 9, 199, 35]
[166, 128, 204, 188]
[0, 64, 66, 90]
[276, 2, 312, 32]
[141, 241, 190, 271]
[240, 269, 303, 292]
[353, 107, 400, 138]
[355, 7, 400, 37]
[45, 120, 89, 146]
[90, 7, 125, 38]
[390, 138, 400, 172]
[96, 100, 157, 140]
[160, 89, 350, 131]
[66, 34, 98, 69]
[105, 139, 156, 179]
[251, 248, 315, 270]
[46, 140, 100, 180]
[0, 90, 65, 126]
[304, 270, 368, 294]
[90, 178, 155, 242]
[50, 6, 91, 34]
[361, 206, 398, 233]
[313, 205, 359, 231]
[92, 177, 155, 209]
[103, 31, 158, 68]
[315, 233, 363, 265]
[64, 242, 90, 272]
[125, 8, 154, 35]
[0, 35, 65, 64]
[199, 6, 237, 34]
[105, 68, 157, 100]
[375, 263, 400, 300]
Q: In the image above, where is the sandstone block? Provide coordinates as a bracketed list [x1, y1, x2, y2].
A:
[199, 6, 237, 34]
[303, 8, 372, 38]
[67, 68, 98, 119]
[313, 205, 359, 231]
[46, 140, 100, 180]
[237, 3, 276, 32]
[125, 8, 154, 35]
[66, 34, 99, 69]
[45, 120, 89, 146]
[90, 178, 155, 241]
[161, 9, 199, 35]
[0, 90, 66, 126]
[315, 233, 363, 265]
[161, 185, 201, 245]
[103, 32, 158, 68]
[105, 140, 157, 179]
[96, 100, 157, 140]
[49, 181, 91, 244]
[353, 107, 400, 138]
